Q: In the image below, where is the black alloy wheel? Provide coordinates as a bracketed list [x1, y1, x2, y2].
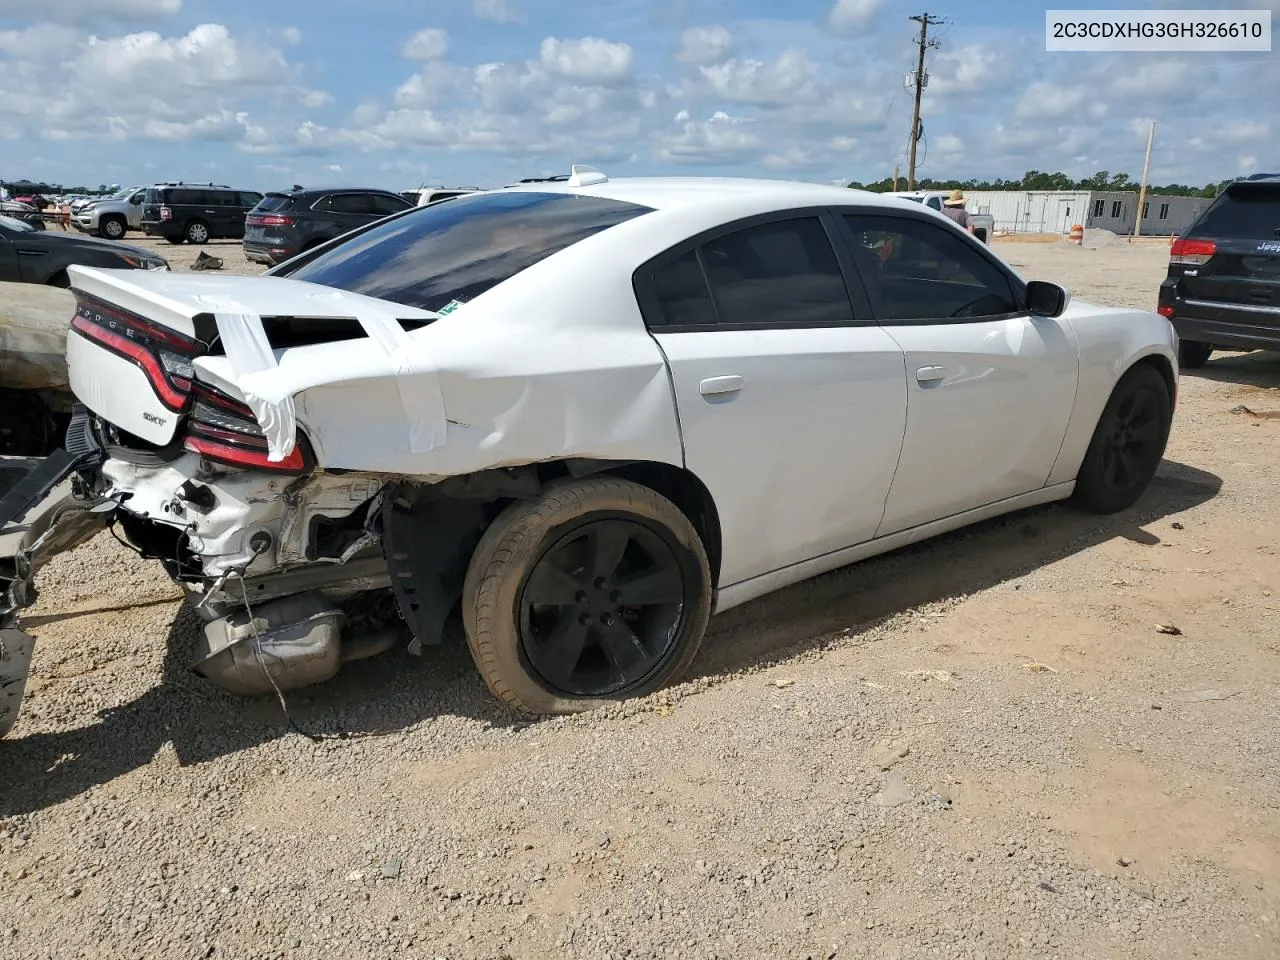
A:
[518, 517, 686, 698]
[1074, 364, 1171, 513]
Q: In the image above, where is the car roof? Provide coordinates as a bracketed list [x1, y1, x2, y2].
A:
[499, 176, 911, 214]
[275, 187, 406, 199]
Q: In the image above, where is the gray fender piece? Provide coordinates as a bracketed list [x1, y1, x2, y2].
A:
[0, 627, 35, 739]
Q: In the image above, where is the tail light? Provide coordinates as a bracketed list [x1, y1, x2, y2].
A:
[247, 214, 293, 226]
[1170, 238, 1215, 266]
[1158, 305, 1174, 318]
[185, 383, 308, 473]
[69, 293, 204, 411]
[160, 206, 173, 221]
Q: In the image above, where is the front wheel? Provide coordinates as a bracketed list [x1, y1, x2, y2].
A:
[100, 216, 126, 240]
[462, 477, 712, 715]
[1178, 340, 1213, 369]
[1073, 364, 1172, 514]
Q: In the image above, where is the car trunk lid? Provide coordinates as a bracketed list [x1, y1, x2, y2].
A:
[64, 265, 438, 451]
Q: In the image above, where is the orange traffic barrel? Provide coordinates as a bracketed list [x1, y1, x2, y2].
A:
[1068, 224, 1083, 244]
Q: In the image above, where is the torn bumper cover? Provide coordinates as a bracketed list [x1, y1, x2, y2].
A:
[0, 412, 113, 736]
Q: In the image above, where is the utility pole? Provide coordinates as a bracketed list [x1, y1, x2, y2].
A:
[893, 164, 900, 191]
[906, 12, 943, 190]
[1131, 120, 1156, 241]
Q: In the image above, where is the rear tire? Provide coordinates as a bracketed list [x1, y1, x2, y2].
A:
[462, 477, 713, 715]
[1073, 364, 1172, 514]
[1178, 340, 1213, 369]
[185, 220, 210, 245]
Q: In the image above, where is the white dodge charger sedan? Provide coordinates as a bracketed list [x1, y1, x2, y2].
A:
[0, 167, 1176, 732]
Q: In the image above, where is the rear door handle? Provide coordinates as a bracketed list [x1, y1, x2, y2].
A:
[699, 375, 744, 397]
[915, 365, 947, 384]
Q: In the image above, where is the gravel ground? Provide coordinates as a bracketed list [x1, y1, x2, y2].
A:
[2, 238, 1279, 960]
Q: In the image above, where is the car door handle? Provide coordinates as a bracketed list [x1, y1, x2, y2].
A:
[915, 365, 947, 384]
[699, 375, 744, 397]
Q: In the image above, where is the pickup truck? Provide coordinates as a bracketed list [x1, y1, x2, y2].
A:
[70, 186, 146, 240]
[885, 191, 995, 243]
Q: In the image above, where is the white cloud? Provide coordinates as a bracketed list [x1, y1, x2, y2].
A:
[540, 36, 633, 83]
[927, 44, 1008, 97]
[698, 50, 820, 106]
[1014, 81, 1106, 120]
[1216, 119, 1269, 143]
[656, 111, 761, 165]
[0, 0, 181, 23]
[472, 0, 525, 25]
[402, 27, 447, 61]
[829, 0, 884, 32]
[675, 26, 733, 65]
[394, 61, 470, 108]
[281, 26, 301, 45]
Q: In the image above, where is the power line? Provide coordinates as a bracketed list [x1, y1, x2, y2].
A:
[906, 12, 944, 190]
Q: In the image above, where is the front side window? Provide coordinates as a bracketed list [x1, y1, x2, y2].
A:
[843, 214, 1018, 321]
[281, 191, 652, 312]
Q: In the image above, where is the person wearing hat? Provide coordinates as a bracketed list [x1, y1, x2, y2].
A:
[941, 189, 975, 234]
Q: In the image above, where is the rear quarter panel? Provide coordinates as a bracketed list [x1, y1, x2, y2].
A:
[1046, 300, 1178, 486]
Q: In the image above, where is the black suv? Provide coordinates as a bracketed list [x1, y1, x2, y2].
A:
[243, 187, 414, 266]
[1160, 174, 1280, 368]
[141, 182, 264, 245]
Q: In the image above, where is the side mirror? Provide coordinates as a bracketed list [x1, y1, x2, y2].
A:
[1026, 279, 1070, 318]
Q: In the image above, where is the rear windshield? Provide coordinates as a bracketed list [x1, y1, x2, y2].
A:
[1191, 183, 1280, 241]
[280, 191, 653, 312]
[257, 194, 295, 213]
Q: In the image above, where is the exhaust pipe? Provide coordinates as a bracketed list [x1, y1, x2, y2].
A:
[193, 592, 401, 697]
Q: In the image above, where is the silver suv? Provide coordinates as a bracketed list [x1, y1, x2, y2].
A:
[71, 186, 145, 240]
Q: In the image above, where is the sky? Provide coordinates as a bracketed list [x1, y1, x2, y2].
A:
[0, 0, 1276, 194]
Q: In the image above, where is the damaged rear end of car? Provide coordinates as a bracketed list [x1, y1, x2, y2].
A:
[2, 184, 707, 735]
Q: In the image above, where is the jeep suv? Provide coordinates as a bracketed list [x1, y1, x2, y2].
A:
[141, 183, 264, 245]
[71, 185, 145, 240]
[243, 187, 414, 265]
[1159, 175, 1280, 368]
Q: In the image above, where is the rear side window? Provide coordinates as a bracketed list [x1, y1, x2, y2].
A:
[168, 189, 204, 205]
[281, 192, 652, 312]
[315, 193, 379, 215]
[370, 193, 412, 215]
[701, 218, 854, 326]
[239, 192, 263, 208]
[1191, 184, 1280, 241]
[256, 195, 295, 213]
[651, 250, 717, 327]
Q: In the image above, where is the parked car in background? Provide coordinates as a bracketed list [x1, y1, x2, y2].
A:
[244, 187, 414, 266]
[0, 214, 168, 456]
[0, 169, 1178, 736]
[0, 213, 167, 285]
[1159, 174, 1280, 368]
[71, 185, 145, 240]
[0, 200, 44, 230]
[886, 190, 996, 243]
[400, 186, 480, 206]
[141, 182, 264, 245]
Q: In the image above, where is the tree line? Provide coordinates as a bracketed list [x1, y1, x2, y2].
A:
[848, 170, 1235, 198]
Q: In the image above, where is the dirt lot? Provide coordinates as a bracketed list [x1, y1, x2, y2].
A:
[2, 238, 1279, 960]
